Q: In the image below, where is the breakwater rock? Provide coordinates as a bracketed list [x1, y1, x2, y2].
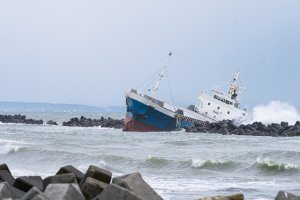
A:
[62, 116, 124, 129]
[46, 120, 58, 126]
[185, 120, 300, 137]
[0, 114, 43, 125]
[0, 163, 163, 200]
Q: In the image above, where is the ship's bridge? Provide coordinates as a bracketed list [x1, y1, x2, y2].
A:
[211, 89, 239, 108]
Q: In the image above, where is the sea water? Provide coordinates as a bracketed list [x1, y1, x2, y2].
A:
[0, 112, 300, 200]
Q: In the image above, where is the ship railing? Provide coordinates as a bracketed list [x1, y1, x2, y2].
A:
[143, 95, 164, 107]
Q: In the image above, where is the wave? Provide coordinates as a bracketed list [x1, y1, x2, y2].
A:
[191, 159, 239, 169]
[246, 101, 300, 125]
[142, 156, 173, 167]
[255, 157, 298, 172]
[0, 139, 26, 154]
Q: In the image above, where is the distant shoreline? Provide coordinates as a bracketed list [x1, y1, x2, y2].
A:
[0, 101, 124, 113]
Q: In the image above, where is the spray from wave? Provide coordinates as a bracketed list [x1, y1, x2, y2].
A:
[246, 101, 300, 125]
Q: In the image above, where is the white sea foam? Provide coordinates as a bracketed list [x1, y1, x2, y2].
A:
[191, 159, 234, 169]
[12, 168, 53, 178]
[191, 159, 206, 168]
[0, 139, 26, 154]
[246, 101, 300, 125]
[255, 157, 298, 171]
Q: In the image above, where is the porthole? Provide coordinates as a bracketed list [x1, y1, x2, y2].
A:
[217, 107, 220, 110]
[227, 111, 230, 114]
[208, 102, 211, 106]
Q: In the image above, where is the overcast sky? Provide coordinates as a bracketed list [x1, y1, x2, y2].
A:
[0, 0, 299, 109]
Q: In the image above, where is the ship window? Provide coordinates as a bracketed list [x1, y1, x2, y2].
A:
[227, 111, 230, 114]
[217, 107, 220, 110]
[208, 102, 211, 106]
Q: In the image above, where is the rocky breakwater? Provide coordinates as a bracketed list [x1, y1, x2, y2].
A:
[0, 114, 43, 125]
[185, 120, 300, 137]
[0, 163, 298, 200]
[0, 163, 163, 200]
[62, 116, 124, 129]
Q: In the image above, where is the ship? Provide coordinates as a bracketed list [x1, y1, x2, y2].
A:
[123, 53, 248, 132]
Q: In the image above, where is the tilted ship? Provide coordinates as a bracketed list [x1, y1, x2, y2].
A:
[123, 53, 247, 132]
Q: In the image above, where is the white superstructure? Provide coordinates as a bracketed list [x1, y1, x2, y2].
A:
[195, 73, 248, 122]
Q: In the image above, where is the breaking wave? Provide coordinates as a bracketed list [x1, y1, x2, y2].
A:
[142, 156, 173, 167]
[0, 139, 26, 154]
[191, 159, 238, 169]
[247, 101, 300, 125]
[255, 157, 298, 172]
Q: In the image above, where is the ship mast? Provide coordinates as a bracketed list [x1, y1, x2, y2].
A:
[228, 72, 240, 100]
[151, 52, 172, 99]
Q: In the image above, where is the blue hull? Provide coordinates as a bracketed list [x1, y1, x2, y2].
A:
[124, 97, 193, 131]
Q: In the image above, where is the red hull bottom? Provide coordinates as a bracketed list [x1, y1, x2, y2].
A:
[123, 115, 160, 132]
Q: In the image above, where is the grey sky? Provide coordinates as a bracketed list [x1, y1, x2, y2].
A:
[0, 0, 299, 109]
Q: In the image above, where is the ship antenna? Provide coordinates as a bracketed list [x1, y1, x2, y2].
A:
[152, 52, 172, 99]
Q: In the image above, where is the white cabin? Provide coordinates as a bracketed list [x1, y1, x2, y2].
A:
[195, 73, 247, 122]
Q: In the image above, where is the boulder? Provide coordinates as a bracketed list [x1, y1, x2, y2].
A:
[13, 176, 43, 192]
[92, 183, 141, 200]
[198, 193, 244, 200]
[275, 191, 300, 200]
[0, 170, 15, 185]
[44, 183, 84, 200]
[56, 165, 84, 183]
[0, 182, 16, 199]
[81, 165, 112, 186]
[112, 172, 162, 200]
[43, 173, 77, 190]
[80, 177, 108, 200]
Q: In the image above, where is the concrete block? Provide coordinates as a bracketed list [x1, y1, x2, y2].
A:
[93, 184, 141, 200]
[0, 164, 12, 175]
[80, 177, 108, 200]
[13, 176, 43, 192]
[56, 165, 84, 183]
[0, 182, 16, 199]
[44, 183, 84, 200]
[81, 165, 112, 186]
[113, 172, 162, 200]
[275, 191, 300, 200]
[20, 187, 44, 200]
[0, 170, 15, 186]
[43, 173, 77, 191]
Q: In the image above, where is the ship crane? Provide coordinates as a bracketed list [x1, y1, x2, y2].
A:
[151, 52, 172, 99]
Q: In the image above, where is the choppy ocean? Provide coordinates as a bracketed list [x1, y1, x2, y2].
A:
[0, 112, 300, 200]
